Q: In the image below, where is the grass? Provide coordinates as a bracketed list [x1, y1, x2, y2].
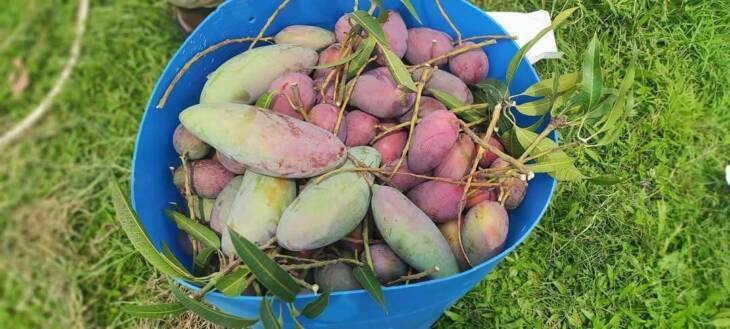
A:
[0, 0, 728, 328]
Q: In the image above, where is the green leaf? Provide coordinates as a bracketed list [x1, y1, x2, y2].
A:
[122, 302, 185, 319]
[515, 129, 584, 181]
[382, 47, 417, 92]
[525, 114, 547, 132]
[500, 127, 524, 157]
[164, 209, 220, 250]
[161, 242, 186, 270]
[598, 63, 635, 144]
[589, 175, 622, 185]
[216, 267, 251, 297]
[515, 98, 551, 116]
[228, 229, 300, 303]
[288, 304, 305, 329]
[169, 281, 258, 328]
[505, 7, 577, 85]
[301, 291, 331, 319]
[193, 246, 217, 276]
[260, 298, 282, 329]
[347, 36, 377, 79]
[255, 90, 277, 109]
[400, 0, 422, 23]
[429, 88, 484, 123]
[309, 50, 360, 69]
[473, 79, 509, 105]
[352, 266, 386, 312]
[579, 35, 602, 111]
[521, 72, 581, 97]
[349, 11, 389, 48]
[108, 180, 196, 281]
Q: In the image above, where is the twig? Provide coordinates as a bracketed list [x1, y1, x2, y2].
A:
[371, 121, 412, 143]
[459, 120, 531, 174]
[249, 0, 290, 49]
[459, 34, 517, 44]
[434, 0, 461, 44]
[363, 220, 374, 270]
[517, 122, 558, 162]
[452, 103, 489, 114]
[388, 267, 439, 285]
[282, 258, 364, 271]
[274, 254, 317, 263]
[193, 260, 242, 298]
[259, 237, 278, 250]
[292, 277, 318, 293]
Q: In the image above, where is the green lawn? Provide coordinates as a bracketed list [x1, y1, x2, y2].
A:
[0, 0, 728, 328]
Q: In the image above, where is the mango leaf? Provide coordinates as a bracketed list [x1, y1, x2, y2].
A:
[589, 175, 622, 185]
[169, 281, 258, 328]
[382, 47, 417, 92]
[228, 229, 299, 303]
[525, 113, 548, 132]
[585, 94, 616, 123]
[193, 246, 217, 276]
[515, 129, 584, 181]
[347, 36, 377, 78]
[309, 50, 360, 69]
[260, 297, 282, 329]
[349, 11, 389, 48]
[500, 127, 524, 157]
[288, 304, 305, 329]
[429, 88, 484, 123]
[514, 98, 551, 116]
[255, 90, 277, 109]
[579, 35, 602, 111]
[216, 267, 251, 297]
[505, 7, 577, 85]
[598, 63, 635, 144]
[121, 302, 185, 319]
[161, 242, 186, 270]
[109, 180, 196, 281]
[353, 266, 386, 312]
[400, 0, 422, 23]
[521, 72, 581, 97]
[301, 291, 331, 319]
[164, 209, 220, 250]
[473, 79, 509, 105]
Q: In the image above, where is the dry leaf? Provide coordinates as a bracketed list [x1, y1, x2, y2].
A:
[7, 58, 30, 98]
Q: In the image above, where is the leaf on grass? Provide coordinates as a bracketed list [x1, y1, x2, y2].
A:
[579, 35, 602, 111]
[169, 281, 258, 328]
[193, 246, 217, 276]
[521, 72, 581, 97]
[515, 129, 584, 181]
[164, 209, 220, 250]
[255, 90, 278, 109]
[301, 291, 331, 319]
[228, 229, 299, 303]
[505, 7, 577, 85]
[122, 302, 185, 319]
[216, 267, 251, 297]
[382, 47, 417, 92]
[347, 36, 377, 78]
[598, 63, 635, 144]
[260, 297, 282, 329]
[309, 51, 360, 69]
[515, 98, 551, 116]
[353, 266, 386, 312]
[473, 79, 509, 105]
[109, 180, 196, 281]
[400, 0, 422, 23]
[349, 11, 389, 48]
[589, 175, 622, 185]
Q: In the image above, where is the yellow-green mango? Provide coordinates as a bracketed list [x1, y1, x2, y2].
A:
[179, 103, 347, 178]
[200, 44, 318, 104]
[274, 25, 336, 50]
[209, 175, 244, 233]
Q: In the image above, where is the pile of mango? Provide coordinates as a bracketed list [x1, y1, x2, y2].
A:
[171, 11, 526, 290]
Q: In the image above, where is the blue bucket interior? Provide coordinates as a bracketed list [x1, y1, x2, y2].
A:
[131, 0, 556, 328]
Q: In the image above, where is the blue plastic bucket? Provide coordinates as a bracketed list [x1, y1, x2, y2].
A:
[131, 0, 555, 328]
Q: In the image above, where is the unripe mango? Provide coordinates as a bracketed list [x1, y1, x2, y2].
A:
[462, 201, 508, 265]
[221, 171, 296, 256]
[437, 220, 468, 270]
[370, 185, 459, 278]
[173, 124, 210, 159]
[180, 103, 347, 178]
[314, 263, 361, 292]
[210, 175, 244, 233]
[370, 244, 408, 284]
[277, 147, 381, 251]
[200, 44, 318, 104]
[274, 25, 336, 50]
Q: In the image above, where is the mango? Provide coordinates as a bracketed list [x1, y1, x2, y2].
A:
[415, 68, 473, 104]
[490, 158, 527, 209]
[344, 110, 379, 147]
[173, 159, 234, 198]
[383, 160, 427, 192]
[209, 175, 244, 233]
[173, 124, 211, 159]
[462, 200, 508, 265]
[276, 147, 381, 251]
[213, 151, 246, 175]
[200, 44, 318, 104]
[221, 171, 296, 256]
[398, 96, 447, 123]
[274, 25, 336, 50]
[405, 28, 454, 66]
[434, 133, 476, 180]
[437, 220, 468, 270]
[314, 263, 361, 292]
[479, 136, 504, 167]
[349, 67, 415, 119]
[180, 103, 347, 178]
[370, 244, 408, 284]
[449, 42, 489, 84]
[407, 110, 459, 173]
[370, 185, 459, 278]
[407, 181, 464, 223]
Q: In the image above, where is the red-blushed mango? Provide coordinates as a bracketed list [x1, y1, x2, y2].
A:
[314, 43, 342, 79]
[268, 72, 316, 120]
[479, 136, 505, 167]
[466, 186, 498, 209]
[372, 124, 407, 163]
[370, 185, 459, 278]
[490, 158, 527, 209]
[449, 42, 489, 84]
[416, 68, 474, 104]
[315, 263, 361, 292]
[462, 200, 508, 265]
[349, 67, 415, 119]
[200, 44, 317, 104]
[398, 96, 447, 123]
[407, 180, 465, 223]
[382, 160, 427, 192]
[334, 14, 354, 43]
[437, 219, 468, 270]
[173, 124, 210, 159]
[314, 76, 336, 104]
[174, 159, 234, 198]
[210, 175, 244, 234]
[374, 11, 409, 64]
[344, 110, 379, 147]
[370, 243, 408, 284]
[179, 103, 347, 178]
[276, 147, 381, 251]
[405, 28, 454, 66]
[213, 151, 246, 175]
[274, 25, 335, 50]
[434, 134, 476, 180]
[221, 171, 296, 256]
[309, 103, 347, 142]
[407, 110, 459, 173]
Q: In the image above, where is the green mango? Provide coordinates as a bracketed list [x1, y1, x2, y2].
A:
[276, 147, 381, 251]
[180, 103, 347, 178]
[221, 171, 296, 256]
[210, 175, 244, 233]
[274, 25, 336, 50]
[370, 184, 459, 279]
[200, 44, 318, 104]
